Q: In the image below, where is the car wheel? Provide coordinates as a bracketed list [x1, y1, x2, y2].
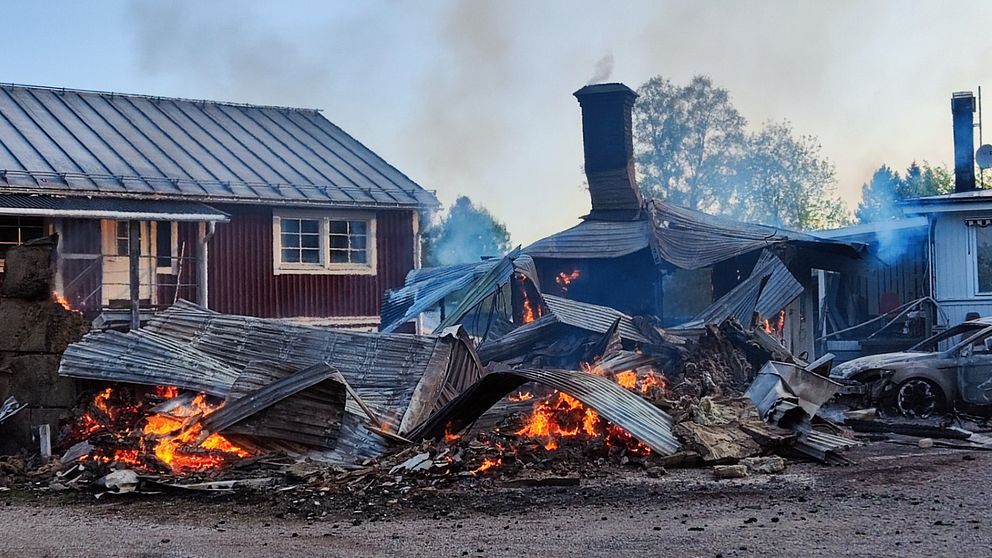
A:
[894, 378, 946, 418]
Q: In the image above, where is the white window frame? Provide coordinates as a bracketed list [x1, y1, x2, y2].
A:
[272, 209, 377, 276]
[971, 221, 992, 296]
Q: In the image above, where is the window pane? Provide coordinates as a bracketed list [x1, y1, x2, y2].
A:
[282, 219, 300, 233]
[0, 227, 18, 243]
[117, 240, 129, 256]
[301, 234, 320, 249]
[330, 250, 349, 263]
[351, 235, 367, 250]
[21, 226, 44, 241]
[282, 248, 300, 263]
[329, 221, 348, 235]
[351, 250, 368, 264]
[301, 249, 320, 263]
[156, 221, 172, 267]
[978, 227, 992, 293]
[329, 235, 348, 250]
[301, 219, 320, 234]
[281, 233, 300, 248]
[350, 221, 366, 235]
[117, 221, 129, 237]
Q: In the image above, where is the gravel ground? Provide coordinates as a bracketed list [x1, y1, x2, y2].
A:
[2, 443, 990, 557]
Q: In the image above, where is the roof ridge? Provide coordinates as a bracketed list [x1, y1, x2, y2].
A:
[0, 82, 322, 113]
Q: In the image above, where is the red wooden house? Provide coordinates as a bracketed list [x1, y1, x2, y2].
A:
[0, 83, 438, 326]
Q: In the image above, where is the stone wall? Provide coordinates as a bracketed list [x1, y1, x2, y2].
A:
[0, 235, 90, 454]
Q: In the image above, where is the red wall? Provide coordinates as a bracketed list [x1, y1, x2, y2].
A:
[206, 204, 415, 318]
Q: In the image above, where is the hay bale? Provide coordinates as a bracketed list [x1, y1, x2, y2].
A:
[1, 236, 56, 300]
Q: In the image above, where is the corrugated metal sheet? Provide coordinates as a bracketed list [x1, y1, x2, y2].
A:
[542, 294, 652, 344]
[675, 251, 802, 329]
[0, 83, 438, 209]
[58, 329, 242, 396]
[380, 261, 494, 333]
[476, 314, 562, 364]
[0, 193, 227, 221]
[523, 219, 650, 259]
[141, 301, 482, 434]
[648, 200, 865, 270]
[433, 250, 519, 333]
[201, 362, 347, 449]
[407, 367, 680, 456]
[208, 205, 413, 318]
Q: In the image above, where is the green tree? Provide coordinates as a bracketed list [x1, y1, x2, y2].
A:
[633, 75, 849, 230]
[737, 121, 850, 230]
[633, 76, 746, 212]
[856, 162, 953, 223]
[422, 196, 511, 267]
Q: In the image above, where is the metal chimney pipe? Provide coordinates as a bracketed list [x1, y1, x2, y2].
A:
[952, 91, 977, 193]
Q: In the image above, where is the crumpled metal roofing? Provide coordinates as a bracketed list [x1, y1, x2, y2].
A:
[542, 294, 652, 344]
[61, 301, 483, 434]
[647, 200, 864, 270]
[379, 250, 533, 334]
[406, 367, 680, 456]
[0, 83, 438, 208]
[0, 194, 229, 221]
[522, 199, 863, 267]
[676, 250, 803, 329]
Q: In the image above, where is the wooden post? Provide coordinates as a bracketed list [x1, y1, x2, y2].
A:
[38, 424, 52, 462]
[52, 218, 64, 294]
[129, 220, 141, 330]
[196, 222, 209, 308]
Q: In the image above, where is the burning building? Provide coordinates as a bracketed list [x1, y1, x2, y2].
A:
[382, 82, 865, 359]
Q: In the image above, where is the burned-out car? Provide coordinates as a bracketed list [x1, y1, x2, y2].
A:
[830, 318, 992, 417]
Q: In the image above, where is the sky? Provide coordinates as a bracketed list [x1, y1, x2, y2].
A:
[2, 0, 991, 244]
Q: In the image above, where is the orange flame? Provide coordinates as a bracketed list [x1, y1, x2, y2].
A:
[518, 274, 544, 324]
[470, 457, 502, 475]
[508, 391, 534, 402]
[555, 270, 581, 294]
[69, 387, 251, 474]
[52, 291, 72, 310]
[614, 371, 638, 389]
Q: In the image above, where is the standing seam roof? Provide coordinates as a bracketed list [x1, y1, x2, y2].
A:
[0, 83, 438, 208]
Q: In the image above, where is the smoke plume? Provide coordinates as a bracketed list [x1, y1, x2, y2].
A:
[588, 53, 614, 84]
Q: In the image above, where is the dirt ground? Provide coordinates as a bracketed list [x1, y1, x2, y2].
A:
[2, 442, 990, 558]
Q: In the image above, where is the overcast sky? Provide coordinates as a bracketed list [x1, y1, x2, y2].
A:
[3, 0, 991, 243]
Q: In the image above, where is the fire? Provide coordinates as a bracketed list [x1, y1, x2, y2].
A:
[443, 422, 461, 442]
[760, 310, 786, 335]
[517, 274, 544, 324]
[470, 457, 502, 475]
[555, 270, 581, 294]
[614, 371, 638, 389]
[52, 291, 72, 310]
[508, 391, 534, 402]
[68, 387, 252, 474]
[638, 372, 665, 395]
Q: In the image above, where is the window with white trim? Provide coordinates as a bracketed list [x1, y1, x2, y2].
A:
[273, 210, 376, 275]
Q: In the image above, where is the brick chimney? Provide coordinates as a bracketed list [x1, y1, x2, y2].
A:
[952, 91, 977, 193]
[574, 83, 644, 220]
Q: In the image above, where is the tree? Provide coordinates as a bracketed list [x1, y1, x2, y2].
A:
[737, 121, 850, 230]
[633, 75, 849, 230]
[422, 196, 511, 267]
[856, 162, 953, 223]
[633, 76, 746, 212]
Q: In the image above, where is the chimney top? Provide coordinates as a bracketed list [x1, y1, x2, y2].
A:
[574, 82, 638, 100]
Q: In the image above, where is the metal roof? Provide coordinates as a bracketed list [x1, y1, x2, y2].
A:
[542, 294, 652, 344]
[0, 83, 438, 209]
[523, 219, 651, 259]
[0, 193, 228, 221]
[406, 367, 680, 456]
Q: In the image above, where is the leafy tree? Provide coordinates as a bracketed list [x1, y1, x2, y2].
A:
[633, 75, 849, 230]
[737, 121, 849, 230]
[422, 196, 511, 267]
[856, 162, 953, 223]
[633, 76, 746, 212]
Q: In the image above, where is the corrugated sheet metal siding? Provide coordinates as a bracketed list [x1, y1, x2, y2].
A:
[207, 204, 413, 318]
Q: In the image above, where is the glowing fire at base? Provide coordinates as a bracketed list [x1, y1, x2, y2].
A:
[555, 270, 581, 294]
[52, 291, 72, 311]
[470, 457, 502, 475]
[70, 386, 252, 475]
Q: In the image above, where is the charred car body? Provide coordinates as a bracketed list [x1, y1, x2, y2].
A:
[831, 318, 992, 417]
